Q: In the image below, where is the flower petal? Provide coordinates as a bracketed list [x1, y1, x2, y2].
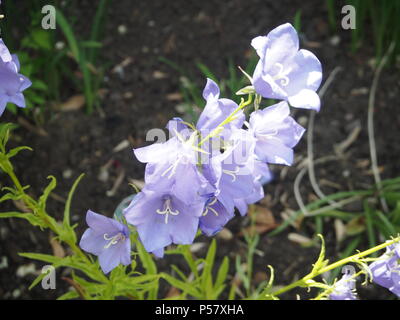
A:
[202, 78, 220, 100]
[79, 229, 107, 256]
[85, 210, 122, 235]
[288, 88, 321, 111]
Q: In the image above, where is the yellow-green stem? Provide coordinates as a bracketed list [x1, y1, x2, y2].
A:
[198, 94, 253, 147]
[272, 237, 400, 297]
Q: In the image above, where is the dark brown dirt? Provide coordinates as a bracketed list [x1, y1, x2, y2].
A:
[0, 0, 399, 300]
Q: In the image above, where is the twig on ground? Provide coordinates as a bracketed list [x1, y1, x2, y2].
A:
[367, 42, 395, 213]
[307, 67, 342, 206]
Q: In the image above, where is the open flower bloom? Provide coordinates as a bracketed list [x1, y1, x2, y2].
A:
[134, 131, 211, 205]
[329, 273, 358, 300]
[123, 188, 205, 256]
[248, 101, 305, 166]
[251, 23, 322, 111]
[79, 210, 131, 274]
[369, 243, 400, 297]
[0, 39, 32, 116]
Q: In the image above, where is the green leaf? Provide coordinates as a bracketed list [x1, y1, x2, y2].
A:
[311, 234, 329, 275]
[345, 215, 366, 236]
[38, 176, 57, 211]
[31, 29, 52, 50]
[161, 273, 201, 298]
[0, 212, 46, 228]
[374, 210, 397, 236]
[57, 290, 80, 300]
[56, 9, 80, 61]
[63, 173, 85, 229]
[19, 252, 63, 265]
[136, 239, 158, 299]
[201, 239, 216, 296]
[7, 146, 32, 159]
[214, 256, 229, 297]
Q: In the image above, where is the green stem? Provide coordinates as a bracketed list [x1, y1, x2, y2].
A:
[198, 94, 253, 147]
[272, 237, 400, 297]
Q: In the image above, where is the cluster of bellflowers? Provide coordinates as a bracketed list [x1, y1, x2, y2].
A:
[80, 23, 322, 273]
[0, 39, 31, 116]
[78, 23, 400, 300]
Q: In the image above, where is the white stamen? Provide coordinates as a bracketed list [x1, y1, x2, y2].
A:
[272, 62, 291, 86]
[156, 198, 180, 224]
[222, 167, 240, 182]
[103, 233, 125, 249]
[202, 197, 219, 217]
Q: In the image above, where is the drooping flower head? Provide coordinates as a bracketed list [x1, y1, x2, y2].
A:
[79, 210, 131, 274]
[369, 242, 400, 297]
[251, 23, 322, 111]
[0, 39, 31, 116]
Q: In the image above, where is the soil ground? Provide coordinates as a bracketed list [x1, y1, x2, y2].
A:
[0, 0, 399, 299]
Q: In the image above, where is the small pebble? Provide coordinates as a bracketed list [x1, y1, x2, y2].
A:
[329, 35, 341, 46]
[342, 169, 350, 178]
[55, 41, 65, 50]
[62, 169, 73, 179]
[118, 25, 127, 35]
[16, 263, 37, 278]
[0, 256, 8, 270]
[297, 116, 308, 127]
[12, 289, 21, 299]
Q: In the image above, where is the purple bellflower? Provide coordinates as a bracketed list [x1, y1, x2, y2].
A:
[248, 101, 305, 166]
[134, 132, 211, 205]
[0, 39, 31, 116]
[369, 243, 400, 297]
[251, 23, 322, 111]
[123, 188, 205, 257]
[329, 273, 358, 300]
[79, 210, 131, 274]
[199, 196, 234, 236]
[197, 78, 245, 132]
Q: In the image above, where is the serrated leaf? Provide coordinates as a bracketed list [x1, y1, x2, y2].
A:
[39, 176, 57, 211]
[0, 212, 46, 228]
[311, 234, 329, 275]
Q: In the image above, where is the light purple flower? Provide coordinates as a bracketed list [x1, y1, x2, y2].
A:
[123, 188, 205, 256]
[79, 210, 131, 274]
[134, 133, 211, 204]
[0, 39, 31, 116]
[199, 196, 234, 236]
[199, 129, 266, 224]
[251, 23, 322, 111]
[197, 78, 244, 132]
[234, 159, 272, 216]
[369, 243, 400, 297]
[329, 273, 358, 300]
[248, 101, 305, 166]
